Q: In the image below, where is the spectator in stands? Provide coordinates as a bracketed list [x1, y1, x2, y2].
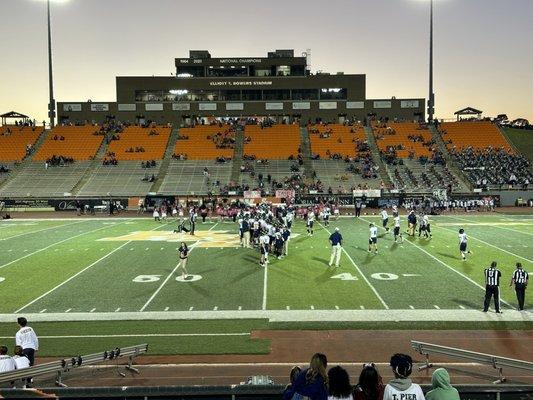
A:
[283, 353, 328, 400]
[425, 368, 459, 400]
[13, 345, 30, 371]
[15, 317, 38, 369]
[0, 346, 16, 373]
[286, 366, 303, 400]
[353, 363, 384, 400]
[383, 354, 424, 400]
[328, 366, 353, 400]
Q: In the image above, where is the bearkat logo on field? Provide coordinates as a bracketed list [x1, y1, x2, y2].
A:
[99, 230, 241, 248]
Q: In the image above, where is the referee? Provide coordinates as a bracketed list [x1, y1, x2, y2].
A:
[510, 262, 528, 311]
[483, 261, 502, 313]
[328, 227, 343, 268]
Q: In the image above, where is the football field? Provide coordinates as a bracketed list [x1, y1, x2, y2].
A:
[0, 213, 532, 356]
[1, 213, 532, 314]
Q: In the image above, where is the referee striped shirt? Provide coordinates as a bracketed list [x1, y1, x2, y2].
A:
[512, 269, 529, 284]
[485, 267, 501, 286]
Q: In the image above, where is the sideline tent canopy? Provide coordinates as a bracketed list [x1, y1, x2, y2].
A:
[454, 107, 482, 121]
[1, 111, 30, 126]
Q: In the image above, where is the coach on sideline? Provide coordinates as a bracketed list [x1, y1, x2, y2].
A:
[16, 317, 38, 366]
[328, 227, 343, 268]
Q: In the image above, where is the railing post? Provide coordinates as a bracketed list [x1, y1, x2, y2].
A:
[418, 351, 433, 371]
[55, 370, 67, 387]
[492, 359, 506, 384]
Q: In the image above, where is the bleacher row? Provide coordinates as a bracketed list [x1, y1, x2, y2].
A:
[0, 121, 528, 197]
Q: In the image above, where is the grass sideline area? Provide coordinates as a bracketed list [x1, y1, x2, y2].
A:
[0, 213, 531, 356]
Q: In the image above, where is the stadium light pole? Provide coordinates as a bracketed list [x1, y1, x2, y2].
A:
[428, 0, 435, 124]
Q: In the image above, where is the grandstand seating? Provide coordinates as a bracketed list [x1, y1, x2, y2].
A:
[239, 160, 302, 189]
[0, 162, 91, 197]
[107, 126, 171, 160]
[158, 160, 233, 195]
[312, 159, 381, 193]
[244, 124, 300, 159]
[308, 123, 367, 158]
[174, 125, 234, 160]
[77, 162, 160, 196]
[373, 122, 434, 158]
[439, 121, 512, 151]
[0, 125, 44, 162]
[34, 125, 104, 161]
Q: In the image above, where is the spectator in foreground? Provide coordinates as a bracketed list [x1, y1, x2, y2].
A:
[283, 353, 329, 400]
[0, 345, 16, 373]
[383, 354, 425, 400]
[328, 365, 353, 400]
[353, 363, 384, 400]
[425, 368, 460, 400]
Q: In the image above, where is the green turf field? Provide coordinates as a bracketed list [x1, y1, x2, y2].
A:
[0, 213, 531, 355]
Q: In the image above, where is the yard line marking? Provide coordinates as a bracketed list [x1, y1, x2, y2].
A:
[444, 215, 533, 237]
[213, 306, 218, 311]
[360, 305, 365, 310]
[0, 219, 133, 271]
[459, 305, 466, 310]
[319, 222, 389, 310]
[438, 223, 533, 264]
[335, 306, 339, 310]
[262, 264, 268, 311]
[65, 308, 71, 313]
[90, 308, 96, 313]
[189, 307, 194, 311]
[409, 305, 415, 309]
[358, 217, 513, 309]
[115, 308, 121, 312]
[310, 305, 315, 310]
[39, 309, 46, 313]
[238, 306, 242, 311]
[0, 220, 87, 241]
[140, 223, 219, 312]
[286, 306, 290, 310]
[0, 333, 250, 339]
[434, 305, 440, 309]
[164, 307, 169, 311]
[14, 241, 132, 313]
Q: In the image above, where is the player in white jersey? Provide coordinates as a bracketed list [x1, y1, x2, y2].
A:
[393, 212, 403, 243]
[259, 231, 270, 267]
[368, 223, 379, 254]
[322, 207, 331, 227]
[458, 228, 471, 260]
[380, 209, 390, 232]
[307, 210, 315, 236]
[423, 214, 432, 238]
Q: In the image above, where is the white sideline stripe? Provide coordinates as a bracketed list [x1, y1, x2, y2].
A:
[439, 218, 533, 264]
[0, 219, 132, 271]
[444, 215, 533, 237]
[0, 333, 250, 339]
[359, 217, 514, 309]
[319, 222, 389, 310]
[140, 222, 219, 312]
[14, 221, 174, 314]
[262, 262, 268, 311]
[4, 309, 531, 323]
[14, 241, 132, 313]
[0, 220, 87, 241]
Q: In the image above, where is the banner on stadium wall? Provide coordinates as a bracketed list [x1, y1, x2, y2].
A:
[353, 189, 381, 198]
[145, 103, 164, 111]
[275, 189, 295, 199]
[244, 190, 262, 199]
[118, 103, 136, 111]
[346, 101, 364, 109]
[172, 103, 190, 111]
[90, 103, 109, 112]
[292, 102, 311, 110]
[48, 199, 128, 211]
[199, 103, 217, 111]
[226, 102, 244, 111]
[63, 104, 82, 112]
[319, 101, 337, 110]
[401, 100, 419, 109]
[373, 101, 392, 109]
[265, 102, 283, 110]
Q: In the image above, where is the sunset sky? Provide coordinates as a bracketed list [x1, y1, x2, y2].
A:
[1, 0, 532, 123]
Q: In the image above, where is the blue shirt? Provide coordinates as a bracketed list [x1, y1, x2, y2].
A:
[329, 232, 343, 246]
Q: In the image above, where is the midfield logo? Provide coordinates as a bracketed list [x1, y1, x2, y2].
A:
[99, 230, 241, 247]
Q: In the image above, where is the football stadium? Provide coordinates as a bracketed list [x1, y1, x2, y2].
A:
[0, 0, 532, 398]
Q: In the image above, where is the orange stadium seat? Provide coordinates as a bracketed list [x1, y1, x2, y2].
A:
[308, 123, 367, 158]
[372, 122, 433, 158]
[107, 126, 171, 160]
[175, 125, 235, 160]
[439, 121, 513, 151]
[0, 125, 44, 162]
[34, 125, 104, 161]
[244, 124, 300, 159]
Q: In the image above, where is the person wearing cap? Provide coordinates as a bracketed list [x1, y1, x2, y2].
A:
[329, 227, 343, 268]
[383, 353, 425, 400]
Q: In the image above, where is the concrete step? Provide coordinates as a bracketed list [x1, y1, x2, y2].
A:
[364, 126, 391, 187]
[229, 128, 244, 182]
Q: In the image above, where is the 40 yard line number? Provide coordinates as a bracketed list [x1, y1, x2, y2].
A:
[132, 274, 202, 283]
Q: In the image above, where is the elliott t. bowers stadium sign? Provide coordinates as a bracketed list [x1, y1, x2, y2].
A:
[209, 81, 273, 86]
